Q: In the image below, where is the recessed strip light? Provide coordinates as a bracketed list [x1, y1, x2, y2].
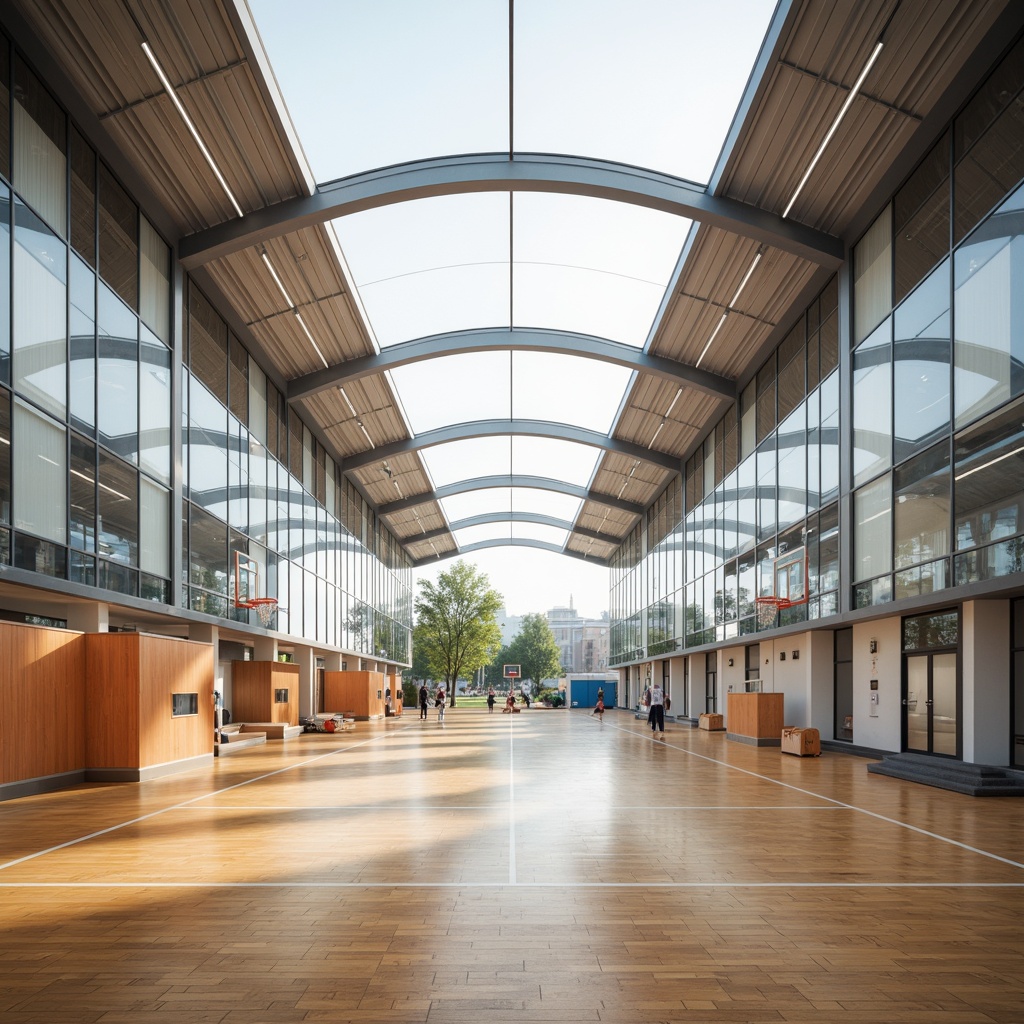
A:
[729, 250, 762, 307]
[261, 251, 296, 308]
[695, 313, 728, 368]
[648, 421, 665, 450]
[664, 387, 683, 419]
[955, 443, 1024, 481]
[358, 423, 375, 449]
[140, 42, 244, 218]
[295, 312, 329, 369]
[782, 40, 884, 220]
[339, 388, 358, 419]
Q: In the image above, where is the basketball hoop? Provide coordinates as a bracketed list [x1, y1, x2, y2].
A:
[249, 597, 278, 628]
[755, 596, 791, 629]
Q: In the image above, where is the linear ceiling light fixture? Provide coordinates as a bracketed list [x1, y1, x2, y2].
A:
[782, 40, 884, 220]
[140, 41, 244, 218]
[261, 250, 295, 307]
[695, 248, 763, 368]
[339, 388, 358, 419]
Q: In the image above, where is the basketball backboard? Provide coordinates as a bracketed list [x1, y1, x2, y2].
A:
[773, 547, 808, 605]
[233, 551, 260, 607]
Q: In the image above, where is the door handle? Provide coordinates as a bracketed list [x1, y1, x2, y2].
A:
[925, 699, 933, 706]
[902, 699, 908, 705]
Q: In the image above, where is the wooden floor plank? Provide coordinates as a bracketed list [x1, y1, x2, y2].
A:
[1, 709, 1023, 1022]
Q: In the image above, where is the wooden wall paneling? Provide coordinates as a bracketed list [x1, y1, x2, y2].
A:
[230, 660, 271, 723]
[323, 671, 385, 719]
[269, 664, 299, 724]
[0, 622, 86, 785]
[139, 635, 215, 766]
[85, 634, 141, 768]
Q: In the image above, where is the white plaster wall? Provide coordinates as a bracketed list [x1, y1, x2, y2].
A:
[852, 617, 901, 752]
[808, 629, 835, 737]
[962, 600, 1011, 766]
[720, 645, 746, 699]
[687, 652, 706, 719]
[668, 656, 686, 714]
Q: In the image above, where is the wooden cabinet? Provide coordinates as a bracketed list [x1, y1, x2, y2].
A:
[727, 692, 784, 746]
[231, 661, 300, 724]
[323, 671, 386, 719]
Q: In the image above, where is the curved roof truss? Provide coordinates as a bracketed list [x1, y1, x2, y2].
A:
[179, 152, 844, 269]
[417, 512, 622, 546]
[289, 326, 735, 403]
[342, 419, 681, 473]
[416, 536, 607, 568]
[376, 474, 645, 518]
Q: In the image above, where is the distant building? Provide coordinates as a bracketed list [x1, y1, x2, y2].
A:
[546, 601, 609, 674]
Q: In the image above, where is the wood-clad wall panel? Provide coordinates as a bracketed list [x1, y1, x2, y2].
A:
[727, 692, 785, 740]
[323, 671, 385, 719]
[231, 662, 299, 724]
[139, 635, 215, 765]
[0, 622, 85, 785]
[85, 634, 140, 768]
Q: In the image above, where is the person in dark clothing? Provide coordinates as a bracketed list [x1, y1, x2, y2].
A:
[418, 683, 429, 720]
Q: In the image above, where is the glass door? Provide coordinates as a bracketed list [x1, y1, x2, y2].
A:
[903, 652, 959, 756]
[705, 661, 717, 713]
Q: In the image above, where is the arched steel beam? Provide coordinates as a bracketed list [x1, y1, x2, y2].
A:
[377, 474, 645, 518]
[178, 153, 845, 270]
[343, 419, 681, 474]
[415, 512, 623, 546]
[412, 536, 610, 568]
[289, 326, 734, 403]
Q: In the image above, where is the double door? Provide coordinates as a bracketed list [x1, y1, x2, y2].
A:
[903, 652, 958, 756]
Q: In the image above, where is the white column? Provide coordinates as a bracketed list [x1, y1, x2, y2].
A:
[293, 644, 316, 719]
[252, 635, 278, 661]
[66, 601, 109, 633]
[189, 623, 222, 727]
[323, 650, 343, 672]
[962, 600, 1011, 766]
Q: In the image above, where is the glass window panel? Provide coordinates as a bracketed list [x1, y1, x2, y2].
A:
[13, 399, 65, 543]
[98, 450, 137, 566]
[248, 439, 268, 546]
[248, 358, 267, 444]
[756, 439, 775, 542]
[70, 127, 96, 267]
[0, 390, 10, 524]
[139, 327, 171, 484]
[13, 196, 67, 418]
[188, 282, 228, 404]
[189, 503, 228, 594]
[0, 185, 9, 384]
[740, 379, 756, 461]
[227, 416, 248, 532]
[854, 473, 892, 583]
[814, 502, 840, 595]
[0, 42, 8, 182]
[98, 164, 137, 311]
[954, 394, 1024, 552]
[97, 280, 138, 461]
[139, 216, 170, 343]
[13, 57, 66, 237]
[776, 347, 804, 422]
[187, 376, 228, 518]
[228, 334, 247, 423]
[893, 258, 951, 462]
[776, 403, 807, 531]
[852, 318, 892, 487]
[953, 181, 1024, 428]
[894, 132, 950, 303]
[854, 205, 892, 345]
[954, 35, 1024, 243]
[69, 253, 95, 432]
[139, 476, 169, 578]
[894, 442, 950, 571]
[288, 408, 302, 481]
[69, 432, 96, 552]
[819, 369, 840, 505]
[756, 357, 776, 443]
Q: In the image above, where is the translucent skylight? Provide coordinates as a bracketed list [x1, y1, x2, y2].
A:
[453, 521, 570, 551]
[389, 352, 511, 434]
[249, 0, 508, 179]
[511, 488, 582, 521]
[512, 437, 601, 485]
[421, 437, 513, 488]
[334, 194, 509, 348]
[512, 194, 689, 347]
[511, 352, 632, 433]
[511, 522, 570, 547]
[440, 490, 514, 524]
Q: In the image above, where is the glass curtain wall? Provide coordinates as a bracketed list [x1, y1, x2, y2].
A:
[0, 32, 412, 661]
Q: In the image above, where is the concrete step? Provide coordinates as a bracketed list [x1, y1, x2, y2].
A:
[867, 752, 1024, 796]
[215, 732, 266, 756]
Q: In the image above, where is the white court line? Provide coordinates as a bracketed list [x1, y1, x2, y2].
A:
[0, 729, 398, 874]
[508, 713, 517, 885]
[593, 714, 1024, 872]
[1, 880, 1022, 890]
[175, 803, 847, 812]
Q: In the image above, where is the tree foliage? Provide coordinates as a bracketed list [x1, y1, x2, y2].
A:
[507, 613, 561, 690]
[414, 561, 503, 704]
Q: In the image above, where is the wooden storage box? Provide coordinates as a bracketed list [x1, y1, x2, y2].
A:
[699, 713, 724, 731]
[781, 727, 821, 757]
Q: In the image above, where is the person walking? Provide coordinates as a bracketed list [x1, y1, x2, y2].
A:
[648, 680, 665, 736]
[418, 682, 429, 720]
[487, 688, 496, 713]
[435, 684, 446, 723]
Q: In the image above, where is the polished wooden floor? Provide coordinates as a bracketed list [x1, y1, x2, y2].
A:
[1, 708, 1023, 1023]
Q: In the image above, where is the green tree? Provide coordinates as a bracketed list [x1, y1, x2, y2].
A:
[414, 561, 503, 705]
[507, 613, 561, 693]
